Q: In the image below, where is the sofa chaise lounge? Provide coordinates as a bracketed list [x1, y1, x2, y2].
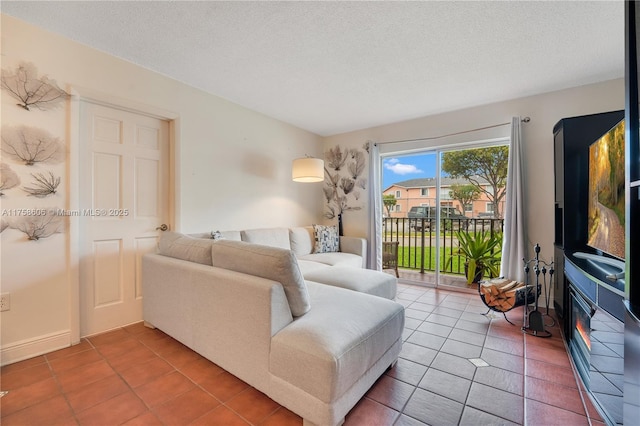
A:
[142, 227, 404, 426]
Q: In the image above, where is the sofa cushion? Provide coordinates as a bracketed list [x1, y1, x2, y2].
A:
[270, 282, 404, 403]
[158, 231, 214, 265]
[312, 224, 340, 253]
[211, 240, 311, 317]
[296, 259, 331, 276]
[289, 226, 314, 256]
[188, 231, 242, 241]
[241, 228, 291, 250]
[298, 252, 363, 268]
[303, 266, 397, 300]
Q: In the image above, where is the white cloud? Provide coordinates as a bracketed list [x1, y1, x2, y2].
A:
[384, 158, 423, 175]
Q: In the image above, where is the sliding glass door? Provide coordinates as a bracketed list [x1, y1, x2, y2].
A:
[381, 141, 508, 289]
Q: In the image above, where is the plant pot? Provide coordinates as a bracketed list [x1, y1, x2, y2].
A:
[464, 262, 484, 284]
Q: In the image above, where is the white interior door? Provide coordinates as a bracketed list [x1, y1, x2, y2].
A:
[79, 101, 170, 337]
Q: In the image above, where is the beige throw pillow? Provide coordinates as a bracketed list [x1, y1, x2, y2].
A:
[158, 231, 214, 265]
[211, 240, 311, 317]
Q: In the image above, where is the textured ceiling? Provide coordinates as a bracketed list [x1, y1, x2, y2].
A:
[2, 1, 625, 136]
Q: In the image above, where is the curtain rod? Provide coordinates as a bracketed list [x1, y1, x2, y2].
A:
[375, 116, 531, 146]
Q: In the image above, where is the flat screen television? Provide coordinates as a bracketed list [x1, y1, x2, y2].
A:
[587, 119, 626, 260]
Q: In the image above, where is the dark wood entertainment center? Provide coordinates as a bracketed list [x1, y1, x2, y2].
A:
[553, 110, 625, 425]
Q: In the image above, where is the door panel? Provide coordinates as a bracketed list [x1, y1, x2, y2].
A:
[80, 101, 169, 336]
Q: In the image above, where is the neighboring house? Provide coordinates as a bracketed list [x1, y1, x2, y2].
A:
[382, 177, 505, 219]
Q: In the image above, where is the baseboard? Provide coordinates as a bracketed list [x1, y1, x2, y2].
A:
[1, 330, 71, 366]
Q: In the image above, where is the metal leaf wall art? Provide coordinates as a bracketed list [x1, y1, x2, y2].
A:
[0, 162, 21, 196]
[23, 171, 61, 197]
[1, 125, 65, 166]
[12, 208, 64, 241]
[1, 62, 70, 111]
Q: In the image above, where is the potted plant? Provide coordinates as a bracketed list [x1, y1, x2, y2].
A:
[446, 231, 503, 284]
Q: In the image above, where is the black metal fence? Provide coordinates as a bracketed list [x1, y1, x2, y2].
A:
[382, 217, 504, 275]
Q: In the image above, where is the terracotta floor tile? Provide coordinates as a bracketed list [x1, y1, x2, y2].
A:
[1, 394, 74, 426]
[259, 407, 302, 426]
[0, 355, 47, 374]
[178, 357, 225, 384]
[65, 374, 129, 413]
[55, 360, 116, 393]
[190, 405, 250, 426]
[487, 323, 525, 342]
[0, 377, 60, 418]
[1, 362, 52, 390]
[160, 344, 202, 368]
[107, 344, 157, 373]
[134, 370, 195, 407]
[118, 356, 174, 388]
[525, 344, 571, 367]
[49, 348, 103, 373]
[366, 375, 415, 411]
[525, 357, 578, 389]
[142, 335, 186, 355]
[344, 397, 400, 426]
[88, 328, 133, 347]
[45, 340, 93, 361]
[122, 321, 151, 336]
[525, 376, 585, 415]
[96, 337, 145, 359]
[121, 411, 164, 426]
[226, 387, 281, 424]
[385, 357, 429, 386]
[76, 391, 147, 425]
[200, 371, 249, 402]
[153, 387, 219, 424]
[525, 399, 590, 425]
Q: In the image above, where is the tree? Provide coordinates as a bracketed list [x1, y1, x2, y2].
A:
[448, 184, 481, 214]
[442, 146, 509, 218]
[383, 194, 397, 216]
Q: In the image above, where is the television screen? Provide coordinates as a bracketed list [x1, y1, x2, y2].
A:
[587, 119, 625, 260]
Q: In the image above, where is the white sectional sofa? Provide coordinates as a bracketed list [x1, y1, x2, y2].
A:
[142, 227, 404, 426]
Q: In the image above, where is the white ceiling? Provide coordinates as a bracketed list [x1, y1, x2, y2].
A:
[2, 1, 625, 136]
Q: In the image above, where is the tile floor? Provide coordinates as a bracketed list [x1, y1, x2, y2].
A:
[1, 283, 605, 425]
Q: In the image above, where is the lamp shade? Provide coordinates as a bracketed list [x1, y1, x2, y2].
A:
[292, 157, 324, 182]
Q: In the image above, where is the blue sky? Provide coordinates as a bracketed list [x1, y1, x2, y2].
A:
[382, 154, 438, 189]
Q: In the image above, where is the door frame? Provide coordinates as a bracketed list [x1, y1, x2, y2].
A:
[68, 86, 179, 343]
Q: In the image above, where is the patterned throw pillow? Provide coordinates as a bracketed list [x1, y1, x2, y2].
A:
[211, 230, 225, 240]
[312, 224, 339, 253]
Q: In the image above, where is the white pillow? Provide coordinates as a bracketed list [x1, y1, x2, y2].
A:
[211, 240, 311, 317]
[158, 231, 214, 265]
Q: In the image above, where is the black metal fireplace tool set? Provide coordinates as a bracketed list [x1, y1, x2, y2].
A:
[521, 244, 554, 338]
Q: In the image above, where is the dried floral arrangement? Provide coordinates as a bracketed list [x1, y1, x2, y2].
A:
[0, 162, 21, 196]
[1, 62, 70, 111]
[11, 208, 64, 240]
[1, 125, 65, 166]
[23, 171, 61, 197]
[323, 144, 368, 219]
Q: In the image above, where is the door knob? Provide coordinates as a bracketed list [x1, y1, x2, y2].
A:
[156, 224, 169, 231]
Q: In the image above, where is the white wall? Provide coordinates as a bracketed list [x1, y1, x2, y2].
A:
[0, 15, 323, 364]
[323, 79, 624, 285]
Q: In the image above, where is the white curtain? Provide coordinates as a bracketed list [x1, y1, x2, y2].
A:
[367, 142, 382, 270]
[500, 117, 526, 281]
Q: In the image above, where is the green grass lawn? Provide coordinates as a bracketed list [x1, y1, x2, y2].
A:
[397, 246, 465, 274]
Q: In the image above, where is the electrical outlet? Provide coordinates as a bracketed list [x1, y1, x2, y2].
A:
[0, 293, 10, 312]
